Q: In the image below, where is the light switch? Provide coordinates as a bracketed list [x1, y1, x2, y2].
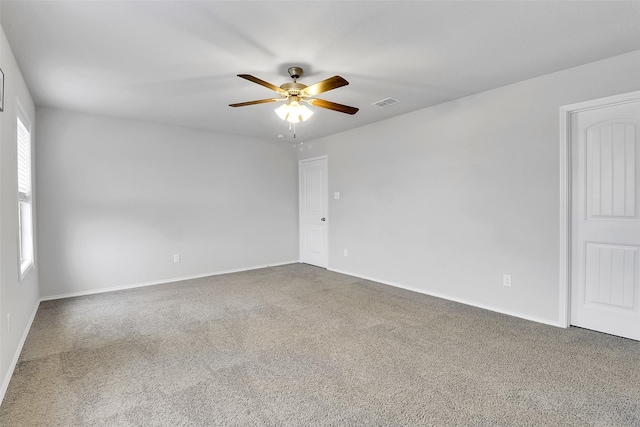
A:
[334, 192, 340, 200]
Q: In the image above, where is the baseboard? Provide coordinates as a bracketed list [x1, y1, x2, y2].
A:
[0, 299, 40, 405]
[40, 260, 299, 302]
[328, 267, 562, 328]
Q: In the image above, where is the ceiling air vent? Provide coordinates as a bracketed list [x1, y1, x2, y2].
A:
[372, 97, 400, 108]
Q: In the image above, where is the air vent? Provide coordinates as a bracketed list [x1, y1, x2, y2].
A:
[372, 97, 400, 108]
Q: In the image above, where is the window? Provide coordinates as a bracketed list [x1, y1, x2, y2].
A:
[17, 105, 34, 278]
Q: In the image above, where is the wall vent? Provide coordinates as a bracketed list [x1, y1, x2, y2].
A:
[372, 97, 400, 108]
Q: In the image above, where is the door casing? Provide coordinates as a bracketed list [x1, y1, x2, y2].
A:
[559, 90, 640, 328]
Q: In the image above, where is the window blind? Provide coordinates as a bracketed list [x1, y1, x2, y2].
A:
[17, 117, 31, 200]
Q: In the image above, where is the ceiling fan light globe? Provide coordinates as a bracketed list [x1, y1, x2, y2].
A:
[274, 104, 289, 121]
[287, 113, 301, 124]
[299, 105, 314, 121]
[275, 102, 313, 123]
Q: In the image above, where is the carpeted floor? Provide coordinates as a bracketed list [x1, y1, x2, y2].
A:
[1, 263, 639, 426]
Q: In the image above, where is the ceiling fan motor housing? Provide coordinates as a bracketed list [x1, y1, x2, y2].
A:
[280, 82, 306, 95]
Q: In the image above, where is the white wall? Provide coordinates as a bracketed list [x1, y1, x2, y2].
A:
[0, 25, 40, 397]
[35, 109, 299, 298]
[300, 50, 640, 325]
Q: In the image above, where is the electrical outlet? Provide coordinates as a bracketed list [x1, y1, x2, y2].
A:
[7, 314, 11, 333]
[503, 274, 512, 287]
[173, 254, 180, 263]
[343, 249, 348, 257]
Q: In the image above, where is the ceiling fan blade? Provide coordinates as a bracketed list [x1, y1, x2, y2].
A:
[237, 74, 284, 93]
[229, 98, 279, 107]
[303, 76, 349, 97]
[308, 98, 359, 115]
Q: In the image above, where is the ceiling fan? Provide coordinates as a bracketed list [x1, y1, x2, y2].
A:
[229, 67, 359, 124]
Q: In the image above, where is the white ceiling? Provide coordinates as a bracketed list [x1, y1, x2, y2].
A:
[2, 1, 640, 143]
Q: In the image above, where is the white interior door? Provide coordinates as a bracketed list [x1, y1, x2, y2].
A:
[570, 99, 640, 340]
[299, 157, 328, 267]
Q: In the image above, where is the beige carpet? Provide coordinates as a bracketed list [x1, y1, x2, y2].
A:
[1, 263, 639, 426]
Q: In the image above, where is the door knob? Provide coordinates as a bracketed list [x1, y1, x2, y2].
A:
[321, 217, 326, 221]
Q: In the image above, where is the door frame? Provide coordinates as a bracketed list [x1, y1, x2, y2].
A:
[298, 155, 329, 267]
[558, 90, 640, 328]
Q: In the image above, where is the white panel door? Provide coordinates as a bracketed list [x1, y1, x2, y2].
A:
[571, 100, 640, 340]
[299, 157, 328, 267]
